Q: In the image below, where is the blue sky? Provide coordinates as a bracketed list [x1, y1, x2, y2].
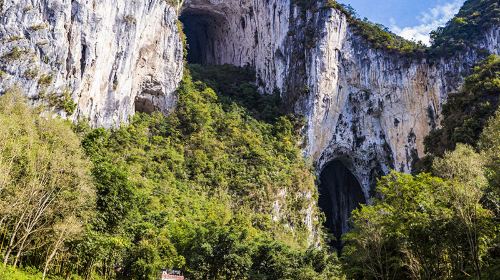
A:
[339, 0, 466, 45]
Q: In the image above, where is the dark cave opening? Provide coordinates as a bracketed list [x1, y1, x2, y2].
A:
[134, 97, 155, 114]
[318, 160, 366, 250]
[180, 12, 224, 65]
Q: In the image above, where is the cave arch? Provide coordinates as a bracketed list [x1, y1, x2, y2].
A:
[318, 160, 366, 250]
[180, 9, 228, 65]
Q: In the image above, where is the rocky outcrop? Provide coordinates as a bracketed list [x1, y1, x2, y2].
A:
[181, 0, 291, 94]
[0, 0, 183, 127]
[300, 7, 499, 197]
[1, 0, 498, 207]
[178, 1, 499, 199]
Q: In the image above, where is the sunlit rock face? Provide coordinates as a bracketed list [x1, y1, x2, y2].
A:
[1, 0, 499, 242]
[0, 0, 183, 127]
[178, 1, 500, 200]
[2, 0, 497, 179]
[301, 7, 500, 198]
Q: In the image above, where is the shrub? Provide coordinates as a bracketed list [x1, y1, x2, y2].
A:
[24, 68, 38, 79]
[293, 0, 426, 55]
[29, 23, 47, 31]
[424, 55, 500, 156]
[0, 91, 95, 278]
[1, 47, 25, 61]
[343, 171, 495, 279]
[38, 73, 54, 86]
[430, 0, 500, 57]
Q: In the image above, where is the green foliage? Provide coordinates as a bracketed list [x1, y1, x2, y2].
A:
[29, 23, 47, 31]
[0, 265, 84, 280]
[0, 68, 342, 279]
[41, 89, 77, 115]
[58, 90, 77, 115]
[478, 110, 500, 278]
[165, 0, 182, 8]
[479, 110, 500, 193]
[123, 15, 136, 25]
[348, 18, 427, 56]
[293, 0, 426, 55]
[38, 74, 54, 87]
[23, 68, 38, 79]
[0, 266, 48, 280]
[343, 171, 496, 279]
[0, 91, 95, 279]
[68, 66, 338, 279]
[348, 111, 500, 279]
[295, 0, 498, 57]
[425, 55, 500, 156]
[1, 47, 26, 61]
[7, 35, 24, 42]
[430, 0, 500, 56]
[188, 64, 283, 122]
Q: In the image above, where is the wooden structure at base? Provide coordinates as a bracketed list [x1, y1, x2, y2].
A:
[160, 270, 184, 280]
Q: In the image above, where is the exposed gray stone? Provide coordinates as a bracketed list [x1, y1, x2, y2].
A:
[1, 0, 498, 244]
[0, 0, 184, 127]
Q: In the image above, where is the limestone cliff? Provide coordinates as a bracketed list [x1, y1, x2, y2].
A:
[303, 7, 499, 196]
[1, 0, 499, 199]
[181, 0, 291, 94]
[0, 0, 183, 127]
[175, 0, 499, 199]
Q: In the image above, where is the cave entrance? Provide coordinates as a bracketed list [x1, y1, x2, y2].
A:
[318, 160, 366, 250]
[180, 11, 225, 65]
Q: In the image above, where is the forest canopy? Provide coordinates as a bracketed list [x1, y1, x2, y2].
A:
[0, 67, 344, 280]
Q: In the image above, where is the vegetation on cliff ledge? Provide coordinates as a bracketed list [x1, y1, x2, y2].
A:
[343, 54, 500, 280]
[294, 0, 427, 55]
[295, 0, 499, 57]
[425, 55, 500, 157]
[1, 1, 499, 278]
[0, 66, 343, 279]
[430, 0, 500, 57]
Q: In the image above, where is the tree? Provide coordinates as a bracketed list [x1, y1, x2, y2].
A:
[433, 144, 493, 278]
[425, 55, 500, 156]
[478, 110, 500, 278]
[0, 91, 95, 278]
[479, 110, 500, 197]
[343, 170, 495, 279]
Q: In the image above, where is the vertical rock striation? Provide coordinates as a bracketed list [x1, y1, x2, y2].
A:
[0, 0, 184, 127]
[179, 0, 498, 198]
[181, 0, 291, 94]
[299, 7, 499, 197]
[1, 0, 498, 238]
[1, 1, 498, 177]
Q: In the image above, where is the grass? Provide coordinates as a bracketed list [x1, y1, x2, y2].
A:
[0, 266, 45, 280]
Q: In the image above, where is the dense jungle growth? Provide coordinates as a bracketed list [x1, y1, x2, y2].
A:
[0, 0, 499, 279]
[0, 66, 344, 280]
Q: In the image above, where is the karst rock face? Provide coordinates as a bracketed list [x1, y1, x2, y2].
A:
[1, 0, 499, 195]
[304, 8, 499, 195]
[0, 0, 183, 127]
[181, 0, 498, 197]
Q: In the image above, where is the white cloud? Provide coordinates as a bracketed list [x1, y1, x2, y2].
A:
[390, 0, 465, 45]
